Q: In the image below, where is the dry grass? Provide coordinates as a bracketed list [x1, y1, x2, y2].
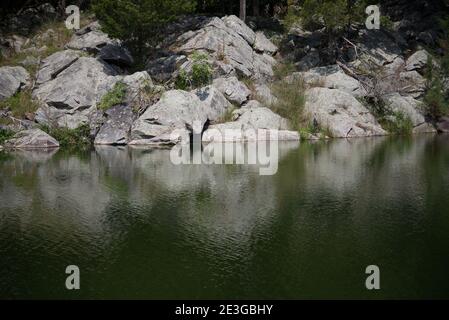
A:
[270, 76, 307, 131]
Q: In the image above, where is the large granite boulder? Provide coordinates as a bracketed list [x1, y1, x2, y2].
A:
[94, 104, 135, 145]
[66, 30, 112, 53]
[34, 57, 119, 110]
[405, 50, 430, 72]
[98, 43, 134, 67]
[212, 76, 251, 105]
[202, 105, 298, 142]
[130, 90, 208, 144]
[305, 87, 387, 138]
[36, 50, 82, 85]
[290, 65, 365, 97]
[0, 66, 30, 100]
[33, 57, 120, 129]
[177, 16, 277, 80]
[4, 129, 59, 149]
[222, 15, 256, 45]
[382, 93, 436, 134]
[254, 32, 278, 55]
[193, 85, 232, 122]
[67, 24, 133, 67]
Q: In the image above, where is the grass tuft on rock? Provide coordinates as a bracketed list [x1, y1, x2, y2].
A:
[175, 52, 212, 90]
[270, 76, 307, 132]
[0, 91, 40, 118]
[98, 82, 128, 111]
[381, 111, 414, 136]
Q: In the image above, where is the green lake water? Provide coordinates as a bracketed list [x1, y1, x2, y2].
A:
[1, 135, 449, 299]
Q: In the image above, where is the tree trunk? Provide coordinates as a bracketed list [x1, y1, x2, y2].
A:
[253, 0, 260, 16]
[240, 0, 246, 21]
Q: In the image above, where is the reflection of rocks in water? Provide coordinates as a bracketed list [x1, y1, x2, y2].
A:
[0, 150, 112, 234]
[93, 142, 300, 253]
[8, 148, 59, 162]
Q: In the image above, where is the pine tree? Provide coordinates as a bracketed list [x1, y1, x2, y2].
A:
[93, 0, 196, 66]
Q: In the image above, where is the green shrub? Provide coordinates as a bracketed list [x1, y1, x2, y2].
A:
[423, 57, 449, 120]
[0, 91, 39, 118]
[40, 124, 91, 150]
[300, 0, 367, 33]
[175, 53, 212, 90]
[175, 70, 190, 91]
[98, 82, 128, 111]
[0, 128, 15, 145]
[93, 0, 196, 66]
[382, 111, 414, 135]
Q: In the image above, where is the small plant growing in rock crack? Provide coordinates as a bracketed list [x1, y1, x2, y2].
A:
[99, 82, 128, 111]
[0, 128, 15, 145]
[175, 52, 212, 90]
[0, 91, 40, 118]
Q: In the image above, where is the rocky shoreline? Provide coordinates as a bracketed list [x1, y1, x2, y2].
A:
[1, 3, 448, 150]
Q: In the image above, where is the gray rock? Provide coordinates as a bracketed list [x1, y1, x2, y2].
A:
[382, 93, 436, 133]
[193, 85, 232, 122]
[437, 117, 449, 133]
[254, 32, 278, 55]
[131, 90, 208, 144]
[356, 29, 402, 66]
[75, 21, 102, 36]
[34, 105, 99, 130]
[66, 30, 112, 53]
[33, 57, 119, 110]
[121, 71, 153, 102]
[399, 70, 426, 98]
[254, 83, 277, 105]
[296, 50, 320, 71]
[212, 76, 251, 105]
[202, 105, 296, 142]
[146, 54, 187, 82]
[305, 87, 387, 138]
[202, 126, 299, 142]
[405, 50, 430, 72]
[178, 16, 276, 79]
[233, 105, 290, 130]
[292, 65, 365, 97]
[36, 50, 82, 85]
[98, 43, 134, 67]
[222, 15, 256, 46]
[94, 104, 135, 145]
[0, 66, 30, 100]
[4, 129, 59, 149]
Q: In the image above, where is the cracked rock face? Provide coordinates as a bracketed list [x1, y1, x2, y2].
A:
[382, 93, 436, 134]
[94, 104, 135, 145]
[130, 90, 209, 144]
[305, 87, 387, 138]
[0, 66, 30, 100]
[36, 50, 82, 85]
[212, 76, 251, 106]
[148, 15, 277, 81]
